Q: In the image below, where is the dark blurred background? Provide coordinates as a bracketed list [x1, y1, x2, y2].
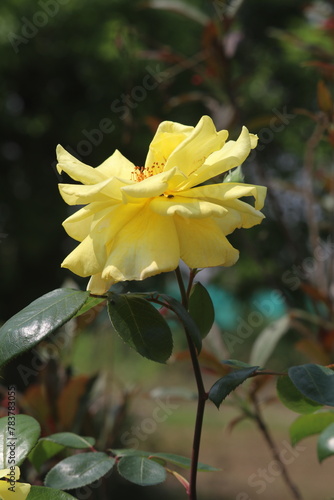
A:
[2, 0, 332, 320]
[1, 1, 334, 498]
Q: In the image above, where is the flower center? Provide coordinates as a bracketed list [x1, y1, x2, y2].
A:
[132, 161, 165, 182]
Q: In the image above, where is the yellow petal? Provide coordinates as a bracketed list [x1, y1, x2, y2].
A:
[149, 195, 228, 218]
[102, 205, 180, 282]
[87, 273, 113, 295]
[0, 482, 31, 500]
[62, 202, 145, 276]
[0, 467, 19, 481]
[61, 234, 105, 277]
[179, 127, 257, 189]
[56, 145, 107, 184]
[95, 149, 136, 179]
[59, 176, 128, 206]
[0, 469, 13, 480]
[219, 182, 266, 211]
[215, 203, 264, 235]
[144, 120, 194, 169]
[174, 215, 239, 269]
[62, 201, 112, 242]
[180, 182, 267, 211]
[59, 180, 111, 206]
[164, 116, 228, 180]
[0, 467, 30, 500]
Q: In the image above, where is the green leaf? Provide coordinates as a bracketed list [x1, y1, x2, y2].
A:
[74, 296, 105, 318]
[290, 412, 334, 446]
[111, 449, 220, 472]
[159, 293, 202, 353]
[149, 452, 220, 471]
[117, 456, 167, 486]
[45, 452, 115, 490]
[317, 422, 334, 462]
[276, 376, 322, 414]
[111, 449, 151, 458]
[28, 433, 95, 472]
[29, 440, 64, 473]
[107, 293, 173, 363]
[0, 289, 89, 368]
[208, 366, 259, 409]
[188, 283, 215, 339]
[249, 315, 290, 367]
[45, 433, 95, 449]
[224, 165, 244, 183]
[288, 364, 334, 406]
[27, 486, 77, 499]
[223, 359, 256, 369]
[0, 415, 41, 467]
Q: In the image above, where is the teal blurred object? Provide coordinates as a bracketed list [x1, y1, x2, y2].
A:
[248, 289, 288, 320]
[207, 285, 241, 330]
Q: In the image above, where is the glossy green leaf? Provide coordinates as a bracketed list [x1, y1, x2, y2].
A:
[74, 296, 105, 318]
[112, 448, 219, 471]
[288, 364, 334, 406]
[208, 366, 259, 409]
[107, 293, 173, 363]
[159, 293, 202, 353]
[28, 433, 95, 472]
[249, 315, 290, 367]
[0, 415, 41, 467]
[117, 455, 166, 486]
[188, 283, 215, 339]
[317, 422, 334, 462]
[0, 289, 89, 368]
[27, 486, 77, 499]
[276, 376, 322, 414]
[45, 452, 115, 490]
[290, 412, 334, 446]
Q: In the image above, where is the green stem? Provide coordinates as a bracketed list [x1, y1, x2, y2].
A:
[175, 267, 207, 500]
[185, 329, 208, 500]
[175, 266, 188, 307]
[186, 268, 198, 298]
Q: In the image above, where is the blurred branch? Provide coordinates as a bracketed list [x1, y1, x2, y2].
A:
[250, 392, 304, 500]
[303, 111, 329, 294]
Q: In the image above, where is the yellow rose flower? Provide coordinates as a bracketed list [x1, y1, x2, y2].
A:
[0, 467, 31, 500]
[57, 116, 266, 295]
